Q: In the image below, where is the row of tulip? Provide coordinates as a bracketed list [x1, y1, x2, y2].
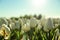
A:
[0, 16, 60, 40]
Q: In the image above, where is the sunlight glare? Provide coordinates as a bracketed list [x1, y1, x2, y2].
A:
[31, 0, 47, 8]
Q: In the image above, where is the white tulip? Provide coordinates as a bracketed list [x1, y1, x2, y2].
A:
[0, 18, 8, 26]
[36, 24, 42, 31]
[22, 22, 30, 32]
[55, 29, 60, 36]
[9, 22, 16, 30]
[44, 18, 54, 32]
[7, 19, 12, 24]
[15, 21, 20, 30]
[9, 20, 20, 30]
[30, 17, 38, 28]
[0, 24, 11, 39]
[40, 16, 46, 27]
[54, 24, 59, 28]
[19, 18, 25, 26]
[0, 29, 4, 36]
[47, 18, 54, 29]
[40, 18, 49, 32]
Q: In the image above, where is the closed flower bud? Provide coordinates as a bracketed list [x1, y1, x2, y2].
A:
[44, 18, 54, 32]
[22, 22, 30, 32]
[40, 16, 46, 26]
[0, 18, 8, 26]
[19, 18, 25, 26]
[9, 22, 16, 30]
[15, 21, 20, 30]
[30, 17, 38, 28]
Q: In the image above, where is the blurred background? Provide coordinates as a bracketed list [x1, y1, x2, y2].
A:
[0, 0, 60, 18]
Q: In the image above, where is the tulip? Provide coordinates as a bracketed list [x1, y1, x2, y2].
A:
[15, 21, 20, 30]
[19, 18, 25, 27]
[36, 23, 42, 31]
[0, 24, 11, 39]
[22, 20, 30, 32]
[22, 24, 30, 32]
[0, 29, 4, 36]
[44, 18, 54, 32]
[0, 18, 8, 26]
[9, 22, 16, 30]
[55, 29, 60, 36]
[30, 17, 38, 28]
[40, 16, 46, 27]
[54, 24, 59, 28]
[7, 19, 12, 24]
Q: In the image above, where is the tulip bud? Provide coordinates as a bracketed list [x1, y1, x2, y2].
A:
[15, 21, 20, 30]
[19, 18, 25, 26]
[0, 18, 8, 26]
[22, 22, 30, 32]
[44, 18, 54, 32]
[9, 22, 16, 30]
[40, 16, 46, 27]
[30, 17, 38, 28]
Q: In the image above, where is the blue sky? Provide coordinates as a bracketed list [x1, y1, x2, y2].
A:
[0, 0, 60, 18]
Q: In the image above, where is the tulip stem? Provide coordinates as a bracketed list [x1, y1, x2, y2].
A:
[48, 30, 51, 40]
[18, 29, 20, 40]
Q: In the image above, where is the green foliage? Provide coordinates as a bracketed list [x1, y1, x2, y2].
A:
[0, 15, 60, 40]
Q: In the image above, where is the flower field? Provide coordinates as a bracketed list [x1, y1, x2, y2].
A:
[0, 15, 60, 40]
